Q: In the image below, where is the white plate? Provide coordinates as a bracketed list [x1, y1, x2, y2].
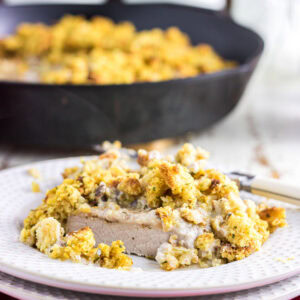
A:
[0, 157, 299, 297]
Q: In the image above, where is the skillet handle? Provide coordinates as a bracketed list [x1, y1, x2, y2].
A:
[220, 0, 232, 17]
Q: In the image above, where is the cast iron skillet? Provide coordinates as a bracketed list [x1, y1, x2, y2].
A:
[0, 1, 263, 149]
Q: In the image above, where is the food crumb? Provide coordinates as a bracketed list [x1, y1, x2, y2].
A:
[28, 168, 41, 179]
[130, 267, 143, 272]
[31, 181, 41, 193]
[276, 256, 295, 263]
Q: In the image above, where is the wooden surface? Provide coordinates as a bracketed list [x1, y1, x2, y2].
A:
[1, 77, 300, 185]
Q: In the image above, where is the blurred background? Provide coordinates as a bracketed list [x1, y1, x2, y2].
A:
[0, 0, 300, 185]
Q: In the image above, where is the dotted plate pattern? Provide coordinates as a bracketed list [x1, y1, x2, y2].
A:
[0, 157, 299, 297]
[0, 271, 299, 300]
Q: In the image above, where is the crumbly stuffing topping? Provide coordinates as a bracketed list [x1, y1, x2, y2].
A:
[20, 141, 287, 271]
[257, 205, 287, 233]
[21, 179, 88, 245]
[195, 233, 216, 251]
[180, 205, 207, 225]
[0, 15, 236, 84]
[156, 206, 176, 232]
[27, 217, 132, 270]
[97, 240, 133, 270]
[156, 242, 198, 271]
[49, 227, 96, 263]
[220, 244, 254, 262]
[176, 143, 209, 173]
[35, 217, 64, 252]
[117, 173, 142, 196]
[194, 233, 224, 267]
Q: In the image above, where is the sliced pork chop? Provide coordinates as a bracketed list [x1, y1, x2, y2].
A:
[66, 206, 204, 258]
[67, 214, 170, 258]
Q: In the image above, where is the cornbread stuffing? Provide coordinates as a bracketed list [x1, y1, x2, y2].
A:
[0, 15, 236, 84]
[20, 142, 287, 271]
[33, 219, 132, 270]
[156, 242, 199, 271]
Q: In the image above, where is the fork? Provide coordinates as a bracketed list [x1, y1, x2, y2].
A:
[227, 172, 300, 206]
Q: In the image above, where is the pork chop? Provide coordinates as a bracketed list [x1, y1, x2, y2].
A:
[66, 205, 204, 258]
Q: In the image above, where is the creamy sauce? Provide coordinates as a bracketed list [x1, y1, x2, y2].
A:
[170, 210, 208, 249]
[91, 205, 161, 228]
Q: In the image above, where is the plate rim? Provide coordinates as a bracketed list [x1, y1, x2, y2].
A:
[0, 271, 299, 300]
[0, 262, 299, 297]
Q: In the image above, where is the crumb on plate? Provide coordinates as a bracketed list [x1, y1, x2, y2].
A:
[28, 168, 41, 179]
[31, 181, 41, 193]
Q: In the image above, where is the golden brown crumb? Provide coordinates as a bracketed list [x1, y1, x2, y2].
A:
[158, 161, 199, 208]
[141, 161, 167, 208]
[137, 149, 149, 166]
[31, 181, 41, 193]
[50, 227, 96, 262]
[220, 244, 255, 262]
[161, 195, 176, 209]
[62, 166, 79, 179]
[117, 173, 142, 196]
[66, 227, 95, 256]
[156, 242, 198, 271]
[180, 206, 207, 225]
[195, 233, 215, 251]
[276, 256, 295, 263]
[176, 143, 209, 168]
[98, 240, 133, 270]
[156, 206, 176, 232]
[99, 150, 120, 161]
[28, 168, 41, 179]
[258, 206, 287, 233]
[195, 233, 221, 266]
[35, 217, 63, 253]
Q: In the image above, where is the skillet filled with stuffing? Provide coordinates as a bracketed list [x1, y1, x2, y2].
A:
[0, 1, 263, 147]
